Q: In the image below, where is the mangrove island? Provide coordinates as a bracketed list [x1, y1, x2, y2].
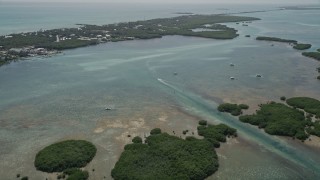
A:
[256, 36, 312, 50]
[34, 140, 96, 180]
[217, 103, 249, 116]
[235, 97, 320, 141]
[111, 121, 236, 180]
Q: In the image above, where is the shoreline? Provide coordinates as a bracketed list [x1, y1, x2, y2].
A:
[1, 6, 320, 179]
[0, 13, 262, 67]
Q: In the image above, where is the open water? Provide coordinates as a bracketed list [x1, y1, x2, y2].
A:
[0, 2, 320, 179]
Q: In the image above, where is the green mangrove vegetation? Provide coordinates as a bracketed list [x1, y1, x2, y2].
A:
[307, 121, 320, 137]
[256, 36, 313, 51]
[111, 122, 237, 180]
[293, 43, 312, 50]
[217, 103, 249, 116]
[0, 15, 259, 66]
[197, 123, 237, 148]
[239, 102, 308, 140]
[280, 96, 286, 101]
[236, 97, 320, 141]
[62, 168, 89, 180]
[132, 136, 143, 144]
[286, 97, 320, 117]
[199, 119, 208, 126]
[34, 140, 97, 172]
[150, 128, 162, 135]
[302, 52, 320, 61]
[35, 39, 99, 50]
[256, 36, 297, 43]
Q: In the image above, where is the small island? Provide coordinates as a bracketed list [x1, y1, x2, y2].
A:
[256, 36, 297, 43]
[0, 15, 259, 66]
[293, 43, 312, 50]
[231, 97, 320, 141]
[34, 140, 96, 180]
[256, 36, 312, 50]
[111, 121, 236, 180]
[217, 103, 249, 116]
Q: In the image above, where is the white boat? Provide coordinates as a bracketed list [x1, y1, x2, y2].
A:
[105, 107, 112, 110]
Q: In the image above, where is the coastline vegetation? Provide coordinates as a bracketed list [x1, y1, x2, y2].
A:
[255, 36, 320, 79]
[300, 50, 320, 79]
[62, 168, 89, 180]
[197, 123, 237, 148]
[35, 39, 99, 50]
[256, 36, 297, 43]
[256, 36, 312, 51]
[236, 97, 320, 141]
[111, 122, 236, 180]
[286, 97, 320, 117]
[302, 52, 320, 61]
[199, 119, 208, 126]
[239, 102, 308, 140]
[0, 15, 259, 66]
[307, 121, 320, 136]
[217, 103, 249, 116]
[34, 140, 97, 172]
[293, 43, 312, 50]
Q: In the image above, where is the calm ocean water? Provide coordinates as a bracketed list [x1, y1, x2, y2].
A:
[0, 2, 320, 180]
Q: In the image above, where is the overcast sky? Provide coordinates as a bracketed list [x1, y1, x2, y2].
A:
[2, 0, 319, 4]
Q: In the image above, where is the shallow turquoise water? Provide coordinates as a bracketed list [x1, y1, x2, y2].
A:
[1, 3, 320, 180]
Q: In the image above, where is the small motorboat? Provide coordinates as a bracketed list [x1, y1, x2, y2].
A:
[230, 77, 235, 80]
[230, 63, 235, 67]
[256, 74, 262, 78]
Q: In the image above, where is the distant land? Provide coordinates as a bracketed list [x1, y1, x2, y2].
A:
[173, 12, 194, 15]
[0, 14, 259, 66]
[281, 6, 320, 10]
[255, 36, 320, 79]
